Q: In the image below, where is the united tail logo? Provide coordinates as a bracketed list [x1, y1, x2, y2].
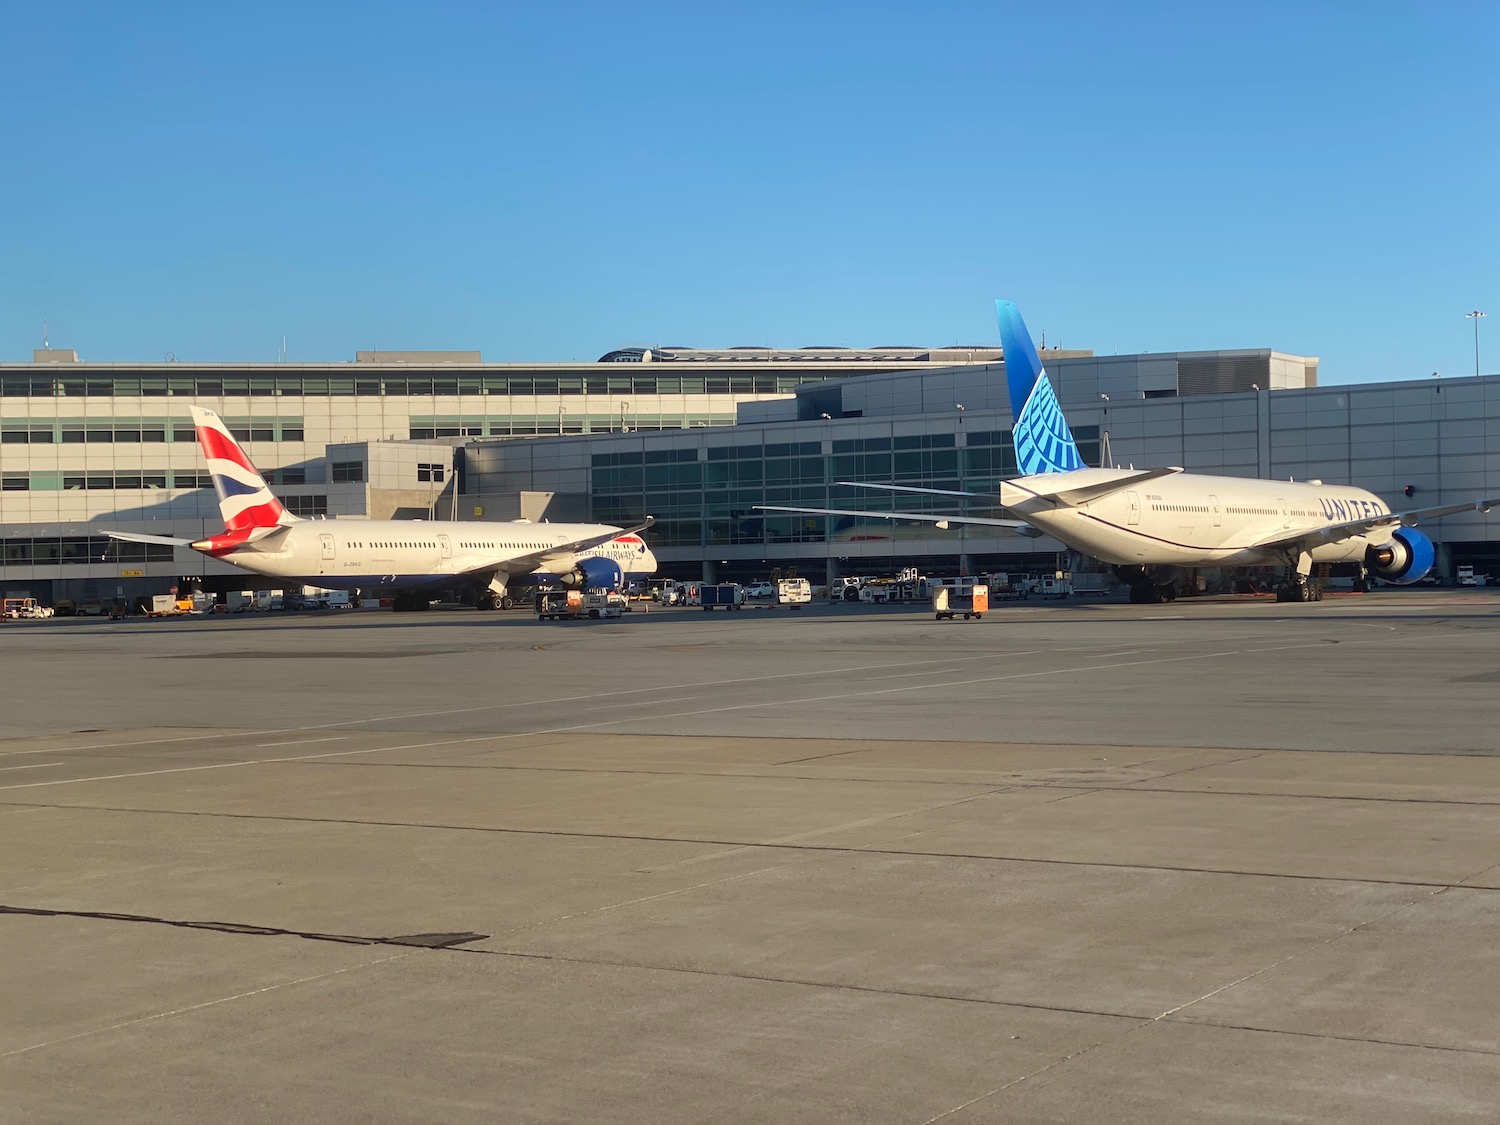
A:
[995, 299, 1086, 475]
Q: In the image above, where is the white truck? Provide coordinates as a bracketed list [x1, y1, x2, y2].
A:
[776, 578, 812, 606]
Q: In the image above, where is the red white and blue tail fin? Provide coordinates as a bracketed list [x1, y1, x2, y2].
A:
[189, 406, 297, 533]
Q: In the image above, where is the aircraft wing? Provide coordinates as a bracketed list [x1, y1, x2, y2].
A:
[755, 504, 1040, 534]
[452, 517, 656, 577]
[1249, 497, 1500, 551]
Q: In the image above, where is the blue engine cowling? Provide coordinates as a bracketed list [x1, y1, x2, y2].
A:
[559, 556, 623, 591]
[1364, 527, 1436, 584]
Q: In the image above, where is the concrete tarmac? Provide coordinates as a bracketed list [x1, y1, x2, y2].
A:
[4, 590, 1500, 1122]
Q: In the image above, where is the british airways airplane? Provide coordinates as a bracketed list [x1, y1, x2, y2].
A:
[108, 406, 656, 610]
[762, 300, 1497, 603]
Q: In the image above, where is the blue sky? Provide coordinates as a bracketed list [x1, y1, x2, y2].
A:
[2, 2, 1496, 383]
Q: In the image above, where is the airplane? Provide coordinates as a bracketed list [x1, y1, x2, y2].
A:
[106, 406, 656, 610]
[759, 299, 1498, 603]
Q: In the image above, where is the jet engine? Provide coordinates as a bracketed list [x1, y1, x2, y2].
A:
[1364, 527, 1436, 584]
[557, 556, 623, 591]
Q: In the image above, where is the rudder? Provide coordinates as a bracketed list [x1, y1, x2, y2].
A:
[996, 299, 1086, 475]
[189, 405, 294, 532]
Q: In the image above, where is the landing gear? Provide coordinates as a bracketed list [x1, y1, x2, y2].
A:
[1117, 564, 1177, 605]
[1127, 581, 1176, 604]
[475, 576, 515, 613]
[1274, 576, 1323, 602]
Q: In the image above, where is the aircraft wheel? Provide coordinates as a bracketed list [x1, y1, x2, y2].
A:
[501, 595, 514, 610]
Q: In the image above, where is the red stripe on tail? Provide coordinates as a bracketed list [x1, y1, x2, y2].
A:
[197, 426, 258, 471]
[224, 498, 286, 533]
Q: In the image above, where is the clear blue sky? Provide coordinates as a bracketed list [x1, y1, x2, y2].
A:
[2, 2, 1496, 384]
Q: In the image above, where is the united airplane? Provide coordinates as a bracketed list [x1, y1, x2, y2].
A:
[107, 406, 656, 610]
[761, 300, 1497, 603]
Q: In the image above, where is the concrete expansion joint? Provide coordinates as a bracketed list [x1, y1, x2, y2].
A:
[0, 902, 488, 950]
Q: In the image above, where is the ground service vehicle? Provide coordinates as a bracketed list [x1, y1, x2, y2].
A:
[582, 591, 626, 618]
[987, 573, 1032, 600]
[744, 582, 774, 599]
[830, 576, 875, 602]
[537, 589, 582, 620]
[700, 584, 745, 610]
[3, 598, 52, 619]
[776, 578, 812, 606]
[933, 583, 989, 620]
[145, 594, 183, 617]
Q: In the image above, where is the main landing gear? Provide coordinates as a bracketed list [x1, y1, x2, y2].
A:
[1273, 552, 1323, 602]
[1116, 564, 1178, 604]
[1274, 576, 1323, 602]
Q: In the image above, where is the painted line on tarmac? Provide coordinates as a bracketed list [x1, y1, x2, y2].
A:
[511, 648, 1249, 735]
[0, 729, 287, 759]
[289, 650, 1050, 732]
[256, 736, 347, 749]
[0, 762, 64, 772]
[0, 735, 505, 791]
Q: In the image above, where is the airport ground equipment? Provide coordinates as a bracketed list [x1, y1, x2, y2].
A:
[2, 598, 52, 619]
[986, 573, 1034, 600]
[536, 588, 582, 620]
[700, 583, 746, 610]
[775, 578, 812, 607]
[932, 580, 988, 620]
[143, 594, 189, 617]
[583, 591, 626, 618]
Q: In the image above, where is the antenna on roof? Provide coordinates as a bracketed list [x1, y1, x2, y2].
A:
[279, 336, 287, 363]
[42, 319, 49, 349]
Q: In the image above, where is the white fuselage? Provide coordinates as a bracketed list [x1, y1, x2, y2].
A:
[1000, 468, 1391, 567]
[201, 519, 656, 591]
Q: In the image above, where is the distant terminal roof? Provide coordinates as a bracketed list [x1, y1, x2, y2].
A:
[596, 345, 1091, 364]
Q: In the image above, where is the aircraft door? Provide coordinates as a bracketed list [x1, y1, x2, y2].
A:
[1278, 498, 1290, 528]
[1126, 491, 1141, 526]
[319, 533, 335, 560]
[438, 534, 451, 560]
[1210, 494, 1222, 527]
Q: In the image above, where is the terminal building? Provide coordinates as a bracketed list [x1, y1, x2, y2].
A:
[3, 335, 1498, 605]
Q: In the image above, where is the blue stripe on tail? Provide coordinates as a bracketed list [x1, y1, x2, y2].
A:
[996, 299, 1086, 475]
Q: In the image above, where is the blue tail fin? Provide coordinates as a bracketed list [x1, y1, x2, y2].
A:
[996, 299, 1086, 475]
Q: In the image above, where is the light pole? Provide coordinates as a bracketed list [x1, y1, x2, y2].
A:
[1466, 311, 1486, 377]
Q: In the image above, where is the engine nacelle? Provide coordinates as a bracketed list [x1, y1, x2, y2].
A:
[1365, 527, 1436, 584]
[558, 556, 623, 592]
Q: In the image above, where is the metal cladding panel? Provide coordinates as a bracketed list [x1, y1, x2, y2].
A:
[1177, 355, 1270, 395]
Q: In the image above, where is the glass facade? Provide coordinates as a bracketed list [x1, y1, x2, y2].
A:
[590, 427, 1101, 549]
[408, 412, 735, 439]
[0, 417, 303, 443]
[1, 470, 221, 491]
[0, 371, 832, 399]
[1, 536, 174, 565]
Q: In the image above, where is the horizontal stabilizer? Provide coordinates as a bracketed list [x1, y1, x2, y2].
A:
[105, 530, 192, 547]
[755, 504, 1035, 532]
[1016, 466, 1184, 507]
[836, 482, 991, 499]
